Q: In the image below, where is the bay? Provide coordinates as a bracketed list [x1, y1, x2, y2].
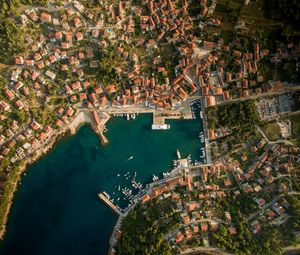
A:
[0, 113, 203, 255]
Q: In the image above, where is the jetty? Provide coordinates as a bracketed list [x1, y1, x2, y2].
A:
[106, 107, 193, 130]
[92, 111, 109, 145]
[98, 192, 123, 216]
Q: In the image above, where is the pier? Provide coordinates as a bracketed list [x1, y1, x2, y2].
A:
[91, 111, 110, 145]
[106, 107, 193, 129]
[98, 192, 123, 216]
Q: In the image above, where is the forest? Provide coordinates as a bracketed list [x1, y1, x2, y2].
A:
[0, 18, 25, 64]
[0, 0, 47, 19]
[116, 199, 180, 255]
[263, 0, 300, 30]
[207, 100, 259, 131]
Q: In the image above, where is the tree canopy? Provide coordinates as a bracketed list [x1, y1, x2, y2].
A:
[207, 100, 259, 130]
[0, 0, 47, 19]
[0, 18, 25, 64]
[116, 199, 179, 255]
[97, 47, 121, 85]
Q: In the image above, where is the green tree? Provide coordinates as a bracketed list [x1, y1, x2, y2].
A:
[0, 18, 25, 64]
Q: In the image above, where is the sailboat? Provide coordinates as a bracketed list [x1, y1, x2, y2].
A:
[127, 156, 134, 161]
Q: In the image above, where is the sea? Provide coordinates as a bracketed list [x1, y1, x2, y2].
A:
[0, 104, 204, 255]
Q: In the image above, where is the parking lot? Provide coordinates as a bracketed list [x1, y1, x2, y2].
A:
[257, 94, 293, 120]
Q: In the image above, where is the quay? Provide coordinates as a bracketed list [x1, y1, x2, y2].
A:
[98, 192, 123, 216]
[92, 111, 110, 145]
[106, 106, 193, 129]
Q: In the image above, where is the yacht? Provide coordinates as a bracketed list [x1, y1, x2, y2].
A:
[127, 156, 134, 161]
[152, 175, 159, 181]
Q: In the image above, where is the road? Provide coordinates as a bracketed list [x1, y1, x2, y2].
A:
[217, 85, 300, 106]
[180, 247, 233, 255]
[256, 125, 294, 146]
[247, 194, 283, 222]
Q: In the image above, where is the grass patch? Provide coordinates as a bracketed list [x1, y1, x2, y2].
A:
[289, 113, 300, 144]
[261, 121, 282, 141]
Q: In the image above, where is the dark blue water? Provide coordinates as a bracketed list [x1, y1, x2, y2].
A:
[0, 113, 203, 255]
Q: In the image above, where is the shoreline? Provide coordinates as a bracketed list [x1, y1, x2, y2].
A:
[0, 110, 104, 240]
[0, 104, 198, 242]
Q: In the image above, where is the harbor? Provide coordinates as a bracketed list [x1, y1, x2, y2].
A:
[0, 112, 204, 255]
[0, 100, 203, 255]
[105, 147, 213, 255]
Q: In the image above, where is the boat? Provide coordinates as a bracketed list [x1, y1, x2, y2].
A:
[127, 156, 134, 161]
[176, 149, 181, 159]
[103, 191, 110, 199]
[126, 113, 130, 120]
[117, 174, 120, 177]
[152, 175, 159, 181]
[118, 185, 120, 191]
[151, 124, 170, 130]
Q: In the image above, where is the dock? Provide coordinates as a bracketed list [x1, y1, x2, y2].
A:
[98, 192, 123, 216]
[92, 111, 109, 145]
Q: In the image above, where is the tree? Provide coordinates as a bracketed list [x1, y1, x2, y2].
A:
[0, 19, 25, 64]
[97, 47, 120, 85]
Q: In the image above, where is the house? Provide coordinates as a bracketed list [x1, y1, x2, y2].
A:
[66, 107, 74, 116]
[175, 231, 184, 243]
[15, 56, 24, 65]
[61, 42, 70, 49]
[229, 226, 237, 235]
[140, 194, 151, 204]
[206, 96, 216, 107]
[40, 12, 52, 23]
[201, 223, 208, 232]
[225, 212, 232, 223]
[31, 121, 41, 130]
[45, 70, 56, 80]
[186, 202, 198, 212]
[4, 89, 15, 101]
[15, 100, 24, 110]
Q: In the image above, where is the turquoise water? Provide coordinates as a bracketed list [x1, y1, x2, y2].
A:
[0, 113, 203, 255]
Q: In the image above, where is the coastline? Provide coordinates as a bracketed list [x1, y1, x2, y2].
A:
[0, 104, 196, 242]
[0, 110, 105, 240]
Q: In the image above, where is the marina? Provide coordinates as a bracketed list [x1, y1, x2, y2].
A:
[0, 112, 204, 255]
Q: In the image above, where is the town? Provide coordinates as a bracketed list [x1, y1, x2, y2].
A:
[0, 0, 299, 254]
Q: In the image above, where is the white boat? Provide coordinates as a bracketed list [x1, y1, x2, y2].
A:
[152, 175, 159, 181]
[127, 156, 133, 161]
[151, 124, 170, 130]
[103, 191, 110, 199]
[117, 174, 120, 177]
[176, 149, 181, 159]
